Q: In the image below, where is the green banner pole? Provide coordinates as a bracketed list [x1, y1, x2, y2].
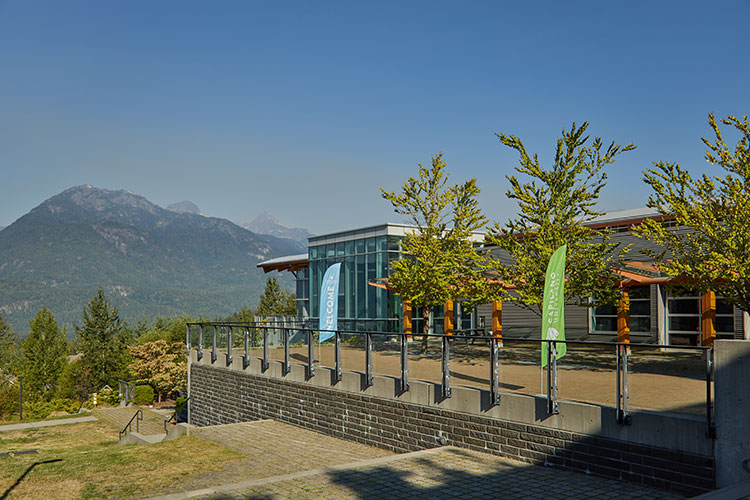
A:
[541, 245, 567, 367]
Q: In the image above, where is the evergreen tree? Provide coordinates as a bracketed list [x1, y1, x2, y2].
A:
[0, 312, 18, 373]
[75, 290, 129, 391]
[256, 278, 296, 315]
[18, 307, 68, 400]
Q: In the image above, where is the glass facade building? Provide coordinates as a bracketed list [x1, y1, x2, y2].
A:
[304, 224, 411, 332]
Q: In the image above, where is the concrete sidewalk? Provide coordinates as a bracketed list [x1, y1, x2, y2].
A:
[0, 415, 97, 432]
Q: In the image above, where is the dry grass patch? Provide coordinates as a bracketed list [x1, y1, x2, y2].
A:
[0, 420, 243, 499]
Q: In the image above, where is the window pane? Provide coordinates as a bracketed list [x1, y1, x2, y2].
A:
[629, 286, 650, 299]
[630, 300, 650, 316]
[594, 317, 617, 331]
[717, 316, 734, 333]
[630, 317, 651, 332]
[366, 237, 376, 253]
[388, 236, 401, 251]
[594, 304, 617, 316]
[668, 298, 699, 314]
[345, 240, 354, 255]
[355, 239, 365, 254]
[377, 236, 388, 252]
[326, 244, 335, 258]
[669, 316, 700, 332]
[716, 299, 733, 315]
[336, 242, 345, 257]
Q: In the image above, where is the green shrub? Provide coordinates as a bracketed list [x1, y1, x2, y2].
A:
[21, 398, 81, 420]
[99, 387, 120, 406]
[134, 384, 154, 405]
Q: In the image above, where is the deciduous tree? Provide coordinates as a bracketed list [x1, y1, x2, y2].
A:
[381, 153, 495, 350]
[488, 122, 635, 313]
[637, 113, 750, 312]
[128, 340, 186, 402]
[0, 312, 17, 374]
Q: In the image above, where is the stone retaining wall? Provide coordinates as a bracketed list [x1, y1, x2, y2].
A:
[190, 361, 714, 496]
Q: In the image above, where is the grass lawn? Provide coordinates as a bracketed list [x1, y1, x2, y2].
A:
[0, 420, 242, 499]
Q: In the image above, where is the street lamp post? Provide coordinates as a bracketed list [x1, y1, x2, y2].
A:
[19, 376, 23, 421]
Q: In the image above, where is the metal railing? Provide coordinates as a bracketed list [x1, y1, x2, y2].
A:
[185, 322, 716, 438]
[118, 380, 135, 406]
[119, 409, 143, 440]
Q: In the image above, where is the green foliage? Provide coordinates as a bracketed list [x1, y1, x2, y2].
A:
[21, 398, 82, 420]
[129, 340, 186, 402]
[98, 386, 121, 406]
[224, 305, 254, 323]
[0, 378, 20, 419]
[256, 277, 296, 316]
[134, 384, 155, 405]
[487, 123, 635, 313]
[16, 307, 68, 400]
[75, 290, 130, 392]
[381, 153, 495, 338]
[637, 113, 750, 312]
[56, 358, 91, 401]
[135, 315, 196, 345]
[0, 312, 18, 373]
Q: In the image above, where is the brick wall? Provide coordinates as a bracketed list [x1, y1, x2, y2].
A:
[190, 363, 714, 496]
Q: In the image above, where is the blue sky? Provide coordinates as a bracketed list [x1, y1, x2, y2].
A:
[1, 1, 748, 234]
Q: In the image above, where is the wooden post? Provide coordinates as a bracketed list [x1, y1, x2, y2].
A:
[403, 300, 412, 339]
[444, 301, 454, 337]
[492, 300, 502, 344]
[701, 291, 716, 347]
[617, 290, 630, 345]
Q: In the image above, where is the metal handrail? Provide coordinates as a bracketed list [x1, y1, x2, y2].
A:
[119, 409, 142, 440]
[185, 322, 716, 437]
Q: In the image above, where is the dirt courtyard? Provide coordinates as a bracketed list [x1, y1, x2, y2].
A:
[225, 339, 710, 417]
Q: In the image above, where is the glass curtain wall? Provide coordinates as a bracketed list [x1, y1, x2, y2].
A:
[309, 234, 402, 331]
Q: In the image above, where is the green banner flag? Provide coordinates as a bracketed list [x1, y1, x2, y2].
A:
[541, 245, 567, 367]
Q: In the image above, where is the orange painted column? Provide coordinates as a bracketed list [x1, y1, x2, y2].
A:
[403, 300, 412, 338]
[701, 291, 716, 347]
[444, 301, 454, 337]
[492, 300, 502, 344]
[617, 290, 631, 345]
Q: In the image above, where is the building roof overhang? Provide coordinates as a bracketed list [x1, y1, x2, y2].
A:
[257, 253, 309, 273]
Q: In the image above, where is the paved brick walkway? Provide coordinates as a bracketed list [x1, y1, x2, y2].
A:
[95, 407, 169, 436]
[143, 422, 684, 500]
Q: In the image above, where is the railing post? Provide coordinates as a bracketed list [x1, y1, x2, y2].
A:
[616, 344, 631, 425]
[307, 329, 315, 379]
[547, 341, 559, 414]
[262, 327, 269, 372]
[226, 326, 233, 366]
[283, 327, 290, 376]
[441, 334, 451, 399]
[706, 347, 716, 438]
[334, 331, 342, 383]
[490, 337, 499, 406]
[365, 332, 373, 387]
[197, 325, 203, 361]
[211, 325, 217, 364]
[400, 332, 409, 393]
[243, 328, 249, 369]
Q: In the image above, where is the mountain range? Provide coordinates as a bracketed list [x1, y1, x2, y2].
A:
[0, 185, 303, 336]
[243, 212, 313, 248]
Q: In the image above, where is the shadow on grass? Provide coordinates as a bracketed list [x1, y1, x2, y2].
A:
[0, 458, 62, 500]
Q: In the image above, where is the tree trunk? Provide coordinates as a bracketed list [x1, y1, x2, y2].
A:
[421, 306, 431, 354]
